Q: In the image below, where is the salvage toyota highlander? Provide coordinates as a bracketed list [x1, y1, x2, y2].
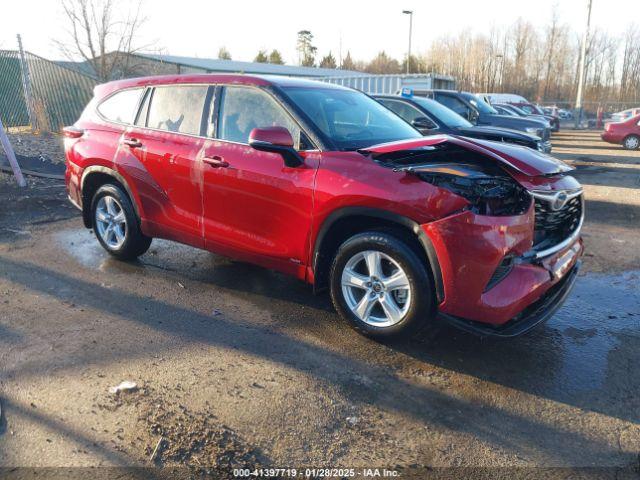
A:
[64, 75, 584, 338]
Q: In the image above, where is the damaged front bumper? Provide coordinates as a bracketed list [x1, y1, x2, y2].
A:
[421, 206, 583, 336]
[439, 260, 581, 337]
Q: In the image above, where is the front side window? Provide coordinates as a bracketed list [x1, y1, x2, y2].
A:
[378, 99, 428, 126]
[98, 88, 143, 124]
[466, 95, 498, 115]
[218, 86, 301, 148]
[435, 94, 470, 117]
[282, 87, 421, 151]
[146, 85, 208, 135]
[412, 97, 472, 129]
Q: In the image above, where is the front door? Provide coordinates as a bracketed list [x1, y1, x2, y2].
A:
[201, 85, 318, 276]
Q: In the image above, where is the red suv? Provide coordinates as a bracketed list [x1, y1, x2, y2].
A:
[601, 114, 640, 150]
[64, 74, 584, 338]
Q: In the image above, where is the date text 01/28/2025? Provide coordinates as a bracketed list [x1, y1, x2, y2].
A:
[232, 467, 400, 477]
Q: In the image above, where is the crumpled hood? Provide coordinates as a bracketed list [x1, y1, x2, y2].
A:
[359, 135, 572, 177]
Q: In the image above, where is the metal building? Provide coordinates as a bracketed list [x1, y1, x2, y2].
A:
[317, 73, 456, 94]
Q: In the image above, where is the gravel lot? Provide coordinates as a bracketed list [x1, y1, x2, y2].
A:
[0, 130, 638, 478]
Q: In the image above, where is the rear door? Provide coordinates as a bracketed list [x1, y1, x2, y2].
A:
[127, 84, 211, 247]
[200, 85, 319, 276]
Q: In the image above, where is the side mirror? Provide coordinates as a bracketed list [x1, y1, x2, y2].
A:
[249, 126, 303, 168]
[412, 116, 436, 130]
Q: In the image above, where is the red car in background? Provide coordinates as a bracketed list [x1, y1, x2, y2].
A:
[602, 114, 640, 150]
[64, 74, 584, 338]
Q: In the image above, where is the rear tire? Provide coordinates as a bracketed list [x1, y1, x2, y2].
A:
[329, 231, 435, 339]
[622, 135, 639, 150]
[91, 184, 151, 260]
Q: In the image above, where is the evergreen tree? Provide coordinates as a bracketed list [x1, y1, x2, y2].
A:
[341, 51, 356, 70]
[254, 50, 268, 63]
[319, 51, 337, 69]
[217, 47, 232, 60]
[268, 49, 285, 65]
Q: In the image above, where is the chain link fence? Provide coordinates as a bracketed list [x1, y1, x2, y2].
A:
[0, 50, 97, 132]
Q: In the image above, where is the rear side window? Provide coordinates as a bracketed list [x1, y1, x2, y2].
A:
[218, 86, 301, 148]
[97, 88, 143, 124]
[146, 85, 209, 135]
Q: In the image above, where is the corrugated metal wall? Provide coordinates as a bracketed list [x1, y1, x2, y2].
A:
[317, 74, 456, 94]
[0, 50, 97, 131]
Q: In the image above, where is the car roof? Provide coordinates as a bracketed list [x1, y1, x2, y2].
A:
[95, 73, 350, 97]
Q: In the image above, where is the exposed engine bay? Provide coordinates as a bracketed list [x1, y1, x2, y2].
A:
[367, 143, 533, 216]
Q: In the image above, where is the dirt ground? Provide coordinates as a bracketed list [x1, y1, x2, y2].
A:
[0, 130, 638, 479]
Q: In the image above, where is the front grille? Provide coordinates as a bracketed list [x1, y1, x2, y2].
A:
[533, 193, 582, 247]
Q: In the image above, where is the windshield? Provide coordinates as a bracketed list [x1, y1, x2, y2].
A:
[464, 94, 499, 115]
[411, 97, 472, 128]
[281, 87, 422, 150]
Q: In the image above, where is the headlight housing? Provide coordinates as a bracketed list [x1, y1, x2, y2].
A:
[399, 163, 532, 216]
[526, 127, 543, 137]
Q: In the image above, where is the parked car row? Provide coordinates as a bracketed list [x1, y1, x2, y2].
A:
[374, 94, 546, 152]
[478, 93, 560, 132]
[374, 89, 552, 153]
[64, 74, 584, 340]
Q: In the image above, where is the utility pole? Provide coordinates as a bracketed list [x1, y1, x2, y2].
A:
[574, 0, 593, 129]
[403, 10, 413, 74]
[16, 34, 37, 133]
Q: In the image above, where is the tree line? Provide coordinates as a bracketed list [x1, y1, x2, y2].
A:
[56, 0, 639, 105]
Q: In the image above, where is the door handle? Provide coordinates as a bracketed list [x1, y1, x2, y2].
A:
[203, 155, 229, 168]
[123, 138, 142, 148]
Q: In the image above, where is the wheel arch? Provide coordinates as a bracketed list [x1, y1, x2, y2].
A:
[312, 207, 444, 302]
[80, 166, 141, 228]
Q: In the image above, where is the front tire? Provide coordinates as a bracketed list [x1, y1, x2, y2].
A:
[622, 135, 639, 150]
[329, 231, 435, 338]
[91, 184, 151, 260]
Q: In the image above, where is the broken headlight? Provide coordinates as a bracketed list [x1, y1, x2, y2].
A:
[400, 163, 532, 216]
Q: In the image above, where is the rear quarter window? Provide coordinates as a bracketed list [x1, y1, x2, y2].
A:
[97, 88, 143, 124]
[146, 85, 209, 135]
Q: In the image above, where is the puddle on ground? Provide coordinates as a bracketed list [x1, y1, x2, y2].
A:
[55, 227, 640, 403]
[55, 227, 217, 275]
[550, 270, 639, 394]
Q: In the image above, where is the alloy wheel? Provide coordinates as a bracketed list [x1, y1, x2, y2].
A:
[341, 250, 412, 327]
[95, 196, 127, 249]
[624, 136, 639, 149]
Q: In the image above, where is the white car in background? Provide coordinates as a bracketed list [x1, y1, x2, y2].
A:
[611, 108, 640, 123]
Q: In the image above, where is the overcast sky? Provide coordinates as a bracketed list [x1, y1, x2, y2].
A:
[1, 0, 638, 64]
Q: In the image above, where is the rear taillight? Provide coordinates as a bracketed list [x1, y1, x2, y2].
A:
[62, 126, 84, 139]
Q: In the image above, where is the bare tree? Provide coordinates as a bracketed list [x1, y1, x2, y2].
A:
[365, 51, 400, 74]
[56, 0, 148, 82]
